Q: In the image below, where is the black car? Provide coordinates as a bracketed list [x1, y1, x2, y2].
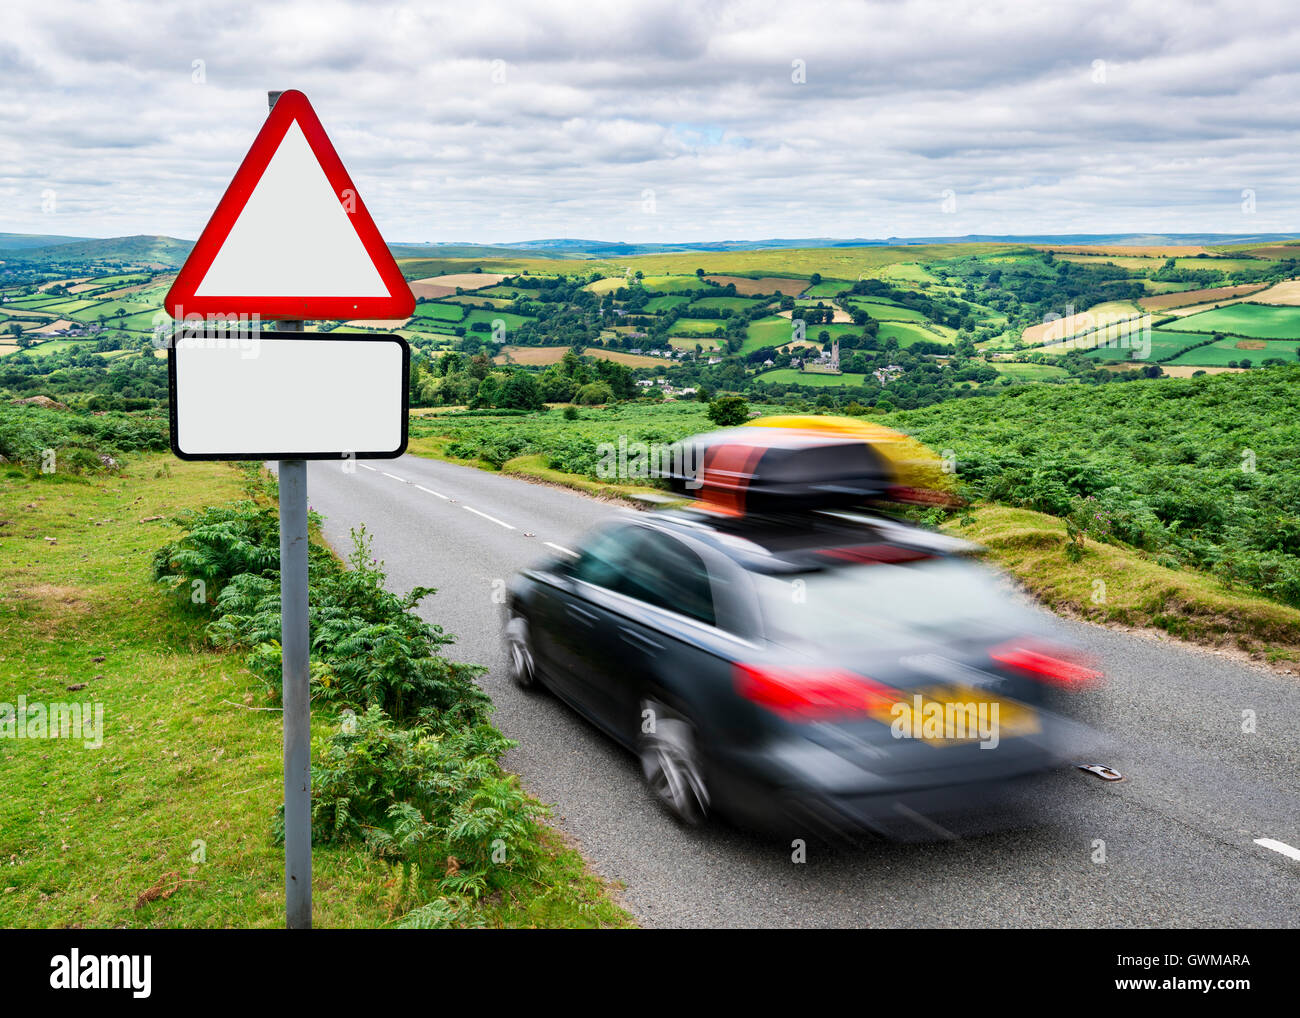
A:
[504, 506, 1101, 841]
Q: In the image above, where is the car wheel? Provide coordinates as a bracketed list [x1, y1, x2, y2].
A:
[638, 698, 710, 826]
[505, 615, 538, 689]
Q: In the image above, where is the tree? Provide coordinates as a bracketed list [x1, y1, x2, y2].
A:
[575, 381, 614, 405]
[707, 394, 750, 426]
[497, 370, 544, 411]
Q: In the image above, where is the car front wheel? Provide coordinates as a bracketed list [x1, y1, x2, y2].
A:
[505, 615, 538, 689]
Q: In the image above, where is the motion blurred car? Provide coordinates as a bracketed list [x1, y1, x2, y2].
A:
[503, 420, 1101, 841]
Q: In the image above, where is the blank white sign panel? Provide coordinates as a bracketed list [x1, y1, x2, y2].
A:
[172, 336, 406, 458]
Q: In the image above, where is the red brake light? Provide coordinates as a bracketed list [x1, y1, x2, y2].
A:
[733, 663, 898, 720]
[991, 641, 1102, 689]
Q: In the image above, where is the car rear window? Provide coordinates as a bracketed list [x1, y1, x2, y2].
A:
[753, 557, 1028, 650]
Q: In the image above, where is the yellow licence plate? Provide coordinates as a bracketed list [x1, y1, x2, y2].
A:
[869, 683, 1040, 747]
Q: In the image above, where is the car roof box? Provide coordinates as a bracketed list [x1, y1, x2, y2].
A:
[665, 416, 956, 515]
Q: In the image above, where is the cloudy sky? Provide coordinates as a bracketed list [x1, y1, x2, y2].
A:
[4, 0, 1300, 244]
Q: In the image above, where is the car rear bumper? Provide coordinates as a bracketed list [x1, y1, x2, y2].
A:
[708, 718, 1096, 842]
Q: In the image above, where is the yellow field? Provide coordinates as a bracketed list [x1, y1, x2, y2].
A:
[1021, 302, 1143, 345]
[493, 344, 665, 368]
[1157, 364, 1248, 377]
[1138, 283, 1267, 312]
[1247, 278, 1300, 305]
[777, 306, 852, 323]
[344, 318, 411, 329]
[704, 274, 807, 296]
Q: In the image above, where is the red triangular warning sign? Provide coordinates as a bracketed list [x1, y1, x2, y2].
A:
[166, 90, 415, 322]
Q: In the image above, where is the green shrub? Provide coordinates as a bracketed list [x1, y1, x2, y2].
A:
[292, 706, 546, 906]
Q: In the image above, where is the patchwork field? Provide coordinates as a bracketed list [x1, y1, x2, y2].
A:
[412, 301, 466, 322]
[493, 344, 665, 368]
[778, 305, 853, 324]
[1162, 303, 1300, 339]
[704, 275, 807, 296]
[1137, 284, 1267, 311]
[408, 273, 507, 298]
[1165, 337, 1300, 367]
[667, 318, 726, 336]
[754, 368, 868, 386]
[877, 321, 954, 348]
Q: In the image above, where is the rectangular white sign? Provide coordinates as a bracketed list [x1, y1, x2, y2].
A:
[169, 332, 408, 459]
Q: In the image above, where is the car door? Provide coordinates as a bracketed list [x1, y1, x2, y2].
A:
[542, 522, 640, 714]
[578, 526, 720, 742]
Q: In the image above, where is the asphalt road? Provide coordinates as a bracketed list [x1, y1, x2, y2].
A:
[295, 453, 1300, 928]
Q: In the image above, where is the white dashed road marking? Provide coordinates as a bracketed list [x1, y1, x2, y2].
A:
[382, 472, 406, 483]
[359, 463, 376, 471]
[462, 505, 515, 530]
[544, 541, 577, 556]
[1255, 838, 1300, 862]
[415, 484, 449, 500]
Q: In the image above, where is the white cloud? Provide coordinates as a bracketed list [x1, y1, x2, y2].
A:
[4, 0, 1300, 243]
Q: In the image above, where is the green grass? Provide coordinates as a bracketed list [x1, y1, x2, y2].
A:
[1165, 338, 1300, 367]
[847, 298, 929, 322]
[991, 362, 1072, 380]
[1161, 303, 1300, 340]
[944, 504, 1300, 655]
[641, 295, 690, 313]
[1082, 328, 1206, 363]
[412, 302, 465, 322]
[877, 321, 953, 348]
[742, 315, 801, 353]
[688, 296, 759, 312]
[754, 368, 868, 386]
[0, 456, 633, 929]
[801, 280, 854, 297]
[461, 309, 534, 332]
[15, 339, 98, 357]
[667, 318, 726, 336]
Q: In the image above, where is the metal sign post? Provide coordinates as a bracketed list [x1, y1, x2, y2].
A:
[277, 304, 311, 927]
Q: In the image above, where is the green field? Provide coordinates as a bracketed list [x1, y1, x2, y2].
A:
[667, 318, 726, 336]
[1165, 337, 1300, 367]
[877, 321, 953, 348]
[848, 297, 929, 322]
[743, 315, 801, 352]
[642, 295, 691, 312]
[992, 362, 1072, 380]
[412, 301, 465, 322]
[667, 335, 720, 350]
[754, 368, 869, 386]
[1085, 328, 1209, 363]
[1161, 303, 1300, 340]
[801, 280, 853, 297]
[688, 296, 759, 312]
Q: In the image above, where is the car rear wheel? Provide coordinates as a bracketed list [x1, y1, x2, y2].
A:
[638, 698, 710, 825]
[505, 615, 538, 689]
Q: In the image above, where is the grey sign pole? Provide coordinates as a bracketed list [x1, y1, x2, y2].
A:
[270, 89, 312, 930]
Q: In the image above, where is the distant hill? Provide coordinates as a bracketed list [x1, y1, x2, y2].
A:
[0, 234, 193, 269]
[4, 230, 1300, 271]
[0, 232, 94, 251]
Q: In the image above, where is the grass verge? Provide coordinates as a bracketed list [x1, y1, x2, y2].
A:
[947, 504, 1300, 667]
[0, 454, 633, 928]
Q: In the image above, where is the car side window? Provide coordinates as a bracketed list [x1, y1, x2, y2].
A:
[570, 525, 637, 590]
[620, 529, 716, 627]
